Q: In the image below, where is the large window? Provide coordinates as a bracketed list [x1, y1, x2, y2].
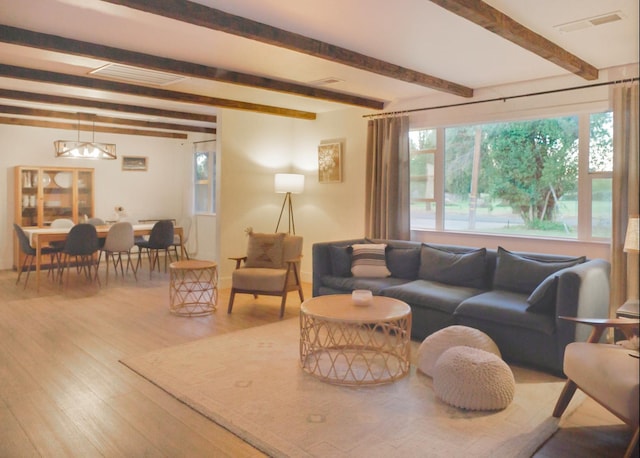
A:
[410, 111, 613, 240]
[194, 141, 216, 214]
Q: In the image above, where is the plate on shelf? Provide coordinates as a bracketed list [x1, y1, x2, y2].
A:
[41, 174, 51, 187]
[54, 172, 72, 188]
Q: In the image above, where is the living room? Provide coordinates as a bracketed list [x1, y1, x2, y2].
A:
[1, 0, 638, 456]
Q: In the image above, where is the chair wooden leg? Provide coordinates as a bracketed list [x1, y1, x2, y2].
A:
[279, 294, 287, 318]
[553, 379, 578, 418]
[624, 427, 639, 458]
[228, 289, 236, 314]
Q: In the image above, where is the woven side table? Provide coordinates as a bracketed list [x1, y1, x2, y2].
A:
[169, 260, 218, 316]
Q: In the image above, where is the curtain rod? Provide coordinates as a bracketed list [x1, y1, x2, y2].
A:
[363, 77, 639, 119]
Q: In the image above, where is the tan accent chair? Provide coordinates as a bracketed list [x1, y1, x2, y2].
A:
[228, 232, 304, 318]
[553, 316, 639, 458]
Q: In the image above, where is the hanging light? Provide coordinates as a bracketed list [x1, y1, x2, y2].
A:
[54, 117, 117, 160]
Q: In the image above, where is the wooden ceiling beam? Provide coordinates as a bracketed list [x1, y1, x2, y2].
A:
[0, 88, 217, 123]
[0, 64, 316, 120]
[0, 104, 216, 134]
[0, 116, 188, 138]
[101, 0, 474, 98]
[428, 0, 598, 80]
[0, 25, 384, 110]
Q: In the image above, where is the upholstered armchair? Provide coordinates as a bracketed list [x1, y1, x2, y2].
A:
[228, 232, 304, 318]
[553, 316, 639, 458]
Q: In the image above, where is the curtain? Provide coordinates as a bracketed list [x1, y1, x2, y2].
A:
[365, 116, 410, 239]
[610, 82, 639, 316]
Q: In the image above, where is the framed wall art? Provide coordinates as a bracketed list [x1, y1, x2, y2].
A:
[122, 156, 148, 171]
[318, 142, 342, 183]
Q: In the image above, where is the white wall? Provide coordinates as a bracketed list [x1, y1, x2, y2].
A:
[1, 124, 192, 269]
[215, 107, 370, 286]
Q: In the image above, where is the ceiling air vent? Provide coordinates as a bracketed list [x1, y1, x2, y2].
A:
[90, 63, 187, 86]
[554, 11, 624, 33]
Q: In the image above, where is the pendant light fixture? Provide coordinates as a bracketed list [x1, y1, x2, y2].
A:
[54, 117, 117, 160]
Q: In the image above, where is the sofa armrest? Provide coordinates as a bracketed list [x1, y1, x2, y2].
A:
[555, 259, 611, 344]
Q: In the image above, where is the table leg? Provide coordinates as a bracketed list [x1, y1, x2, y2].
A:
[35, 234, 41, 291]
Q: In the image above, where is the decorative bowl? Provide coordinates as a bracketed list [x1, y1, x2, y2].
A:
[352, 289, 373, 307]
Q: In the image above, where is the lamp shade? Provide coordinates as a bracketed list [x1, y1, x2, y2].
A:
[274, 173, 304, 194]
[624, 216, 639, 253]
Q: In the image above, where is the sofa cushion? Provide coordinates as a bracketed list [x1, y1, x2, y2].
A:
[245, 232, 285, 268]
[328, 245, 352, 277]
[386, 246, 420, 280]
[455, 291, 555, 335]
[526, 275, 559, 314]
[493, 247, 585, 295]
[321, 275, 409, 295]
[351, 243, 391, 278]
[382, 280, 484, 315]
[418, 244, 487, 289]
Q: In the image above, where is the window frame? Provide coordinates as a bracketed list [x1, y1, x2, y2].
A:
[193, 141, 217, 215]
[409, 106, 612, 242]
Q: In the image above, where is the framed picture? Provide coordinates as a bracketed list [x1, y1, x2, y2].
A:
[122, 156, 148, 171]
[318, 142, 342, 183]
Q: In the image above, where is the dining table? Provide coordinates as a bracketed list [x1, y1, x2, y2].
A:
[23, 223, 185, 290]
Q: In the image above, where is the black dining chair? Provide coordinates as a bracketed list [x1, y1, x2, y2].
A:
[13, 223, 62, 289]
[58, 223, 101, 285]
[135, 220, 175, 278]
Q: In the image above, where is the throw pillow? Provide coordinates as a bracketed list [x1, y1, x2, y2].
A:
[328, 245, 352, 277]
[526, 275, 559, 314]
[493, 247, 585, 295]
[351, 243, 391, 278]
[244, 232, 285, 268]
[418, 244, 487, 289]
[386, 247, 421, 280]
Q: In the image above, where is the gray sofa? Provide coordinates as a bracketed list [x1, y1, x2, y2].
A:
[312, 238, 611, 375]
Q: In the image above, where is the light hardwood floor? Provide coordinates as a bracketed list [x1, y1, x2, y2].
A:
[0, 266, 632, 457]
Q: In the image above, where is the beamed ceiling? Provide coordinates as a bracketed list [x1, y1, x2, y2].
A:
[0, 0, 637, 138]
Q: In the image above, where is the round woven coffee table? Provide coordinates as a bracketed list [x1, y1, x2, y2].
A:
[169, 260, 218, 316]
[300, 294, 412, 386]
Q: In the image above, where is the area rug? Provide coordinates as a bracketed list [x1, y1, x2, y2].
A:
[121, 319, 584, 458]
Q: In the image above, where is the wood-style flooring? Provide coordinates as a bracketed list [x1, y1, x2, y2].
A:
[0, 266, 632, 457]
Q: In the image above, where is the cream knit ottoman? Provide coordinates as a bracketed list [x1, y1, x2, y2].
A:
[417, 325, 501, 377]
[433, 346, 515, 410]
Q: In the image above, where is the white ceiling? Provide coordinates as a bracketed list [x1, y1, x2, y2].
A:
[0, 0, 638, 127]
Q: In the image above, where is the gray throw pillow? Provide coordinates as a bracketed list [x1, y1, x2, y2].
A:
[418, 244, 487, 289]
[386, 247, 420, 280]
[526, 275, 559, 314]
[494, 247, 585, 295]
[328, 245, 352, 277]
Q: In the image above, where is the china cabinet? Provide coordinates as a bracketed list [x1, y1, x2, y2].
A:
[13, 166, 94, 269]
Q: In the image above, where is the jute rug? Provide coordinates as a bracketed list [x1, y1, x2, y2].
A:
[121, 319, 583, 458]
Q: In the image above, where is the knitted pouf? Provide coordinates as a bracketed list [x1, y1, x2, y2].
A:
[433, 346, 515, 411]
[417, 325, 501, 377]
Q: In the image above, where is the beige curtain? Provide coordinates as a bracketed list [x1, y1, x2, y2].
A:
[610, 82, 639, 316]
[365, 116, 410, 239]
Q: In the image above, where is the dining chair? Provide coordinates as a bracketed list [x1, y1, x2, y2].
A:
[50, 218, 74, 228]
[13, 223, 62, 288]
[99, 221, 137, 284]
[87, 217, 105, 226]
[135, 220, 175, 278]
[58, 223, 101, 285]
[172, 216, 192, 260]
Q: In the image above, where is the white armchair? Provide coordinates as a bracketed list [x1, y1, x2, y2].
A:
[228, 232, 304, 318]
[553, 316, 639, 458]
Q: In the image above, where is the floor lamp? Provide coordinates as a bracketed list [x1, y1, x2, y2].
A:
[274, 173, 304, 234]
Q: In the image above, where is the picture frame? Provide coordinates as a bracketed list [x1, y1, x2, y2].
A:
[122, 156, 148, 171]
[318, 142, 342, 183]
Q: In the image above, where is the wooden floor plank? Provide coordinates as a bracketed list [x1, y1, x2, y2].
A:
[0, 266, 632, 457]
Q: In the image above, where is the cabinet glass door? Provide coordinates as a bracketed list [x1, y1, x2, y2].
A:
[19, 168, 39, 226]
[77, 170, 94, 220]
[42, 169, 73, 226]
